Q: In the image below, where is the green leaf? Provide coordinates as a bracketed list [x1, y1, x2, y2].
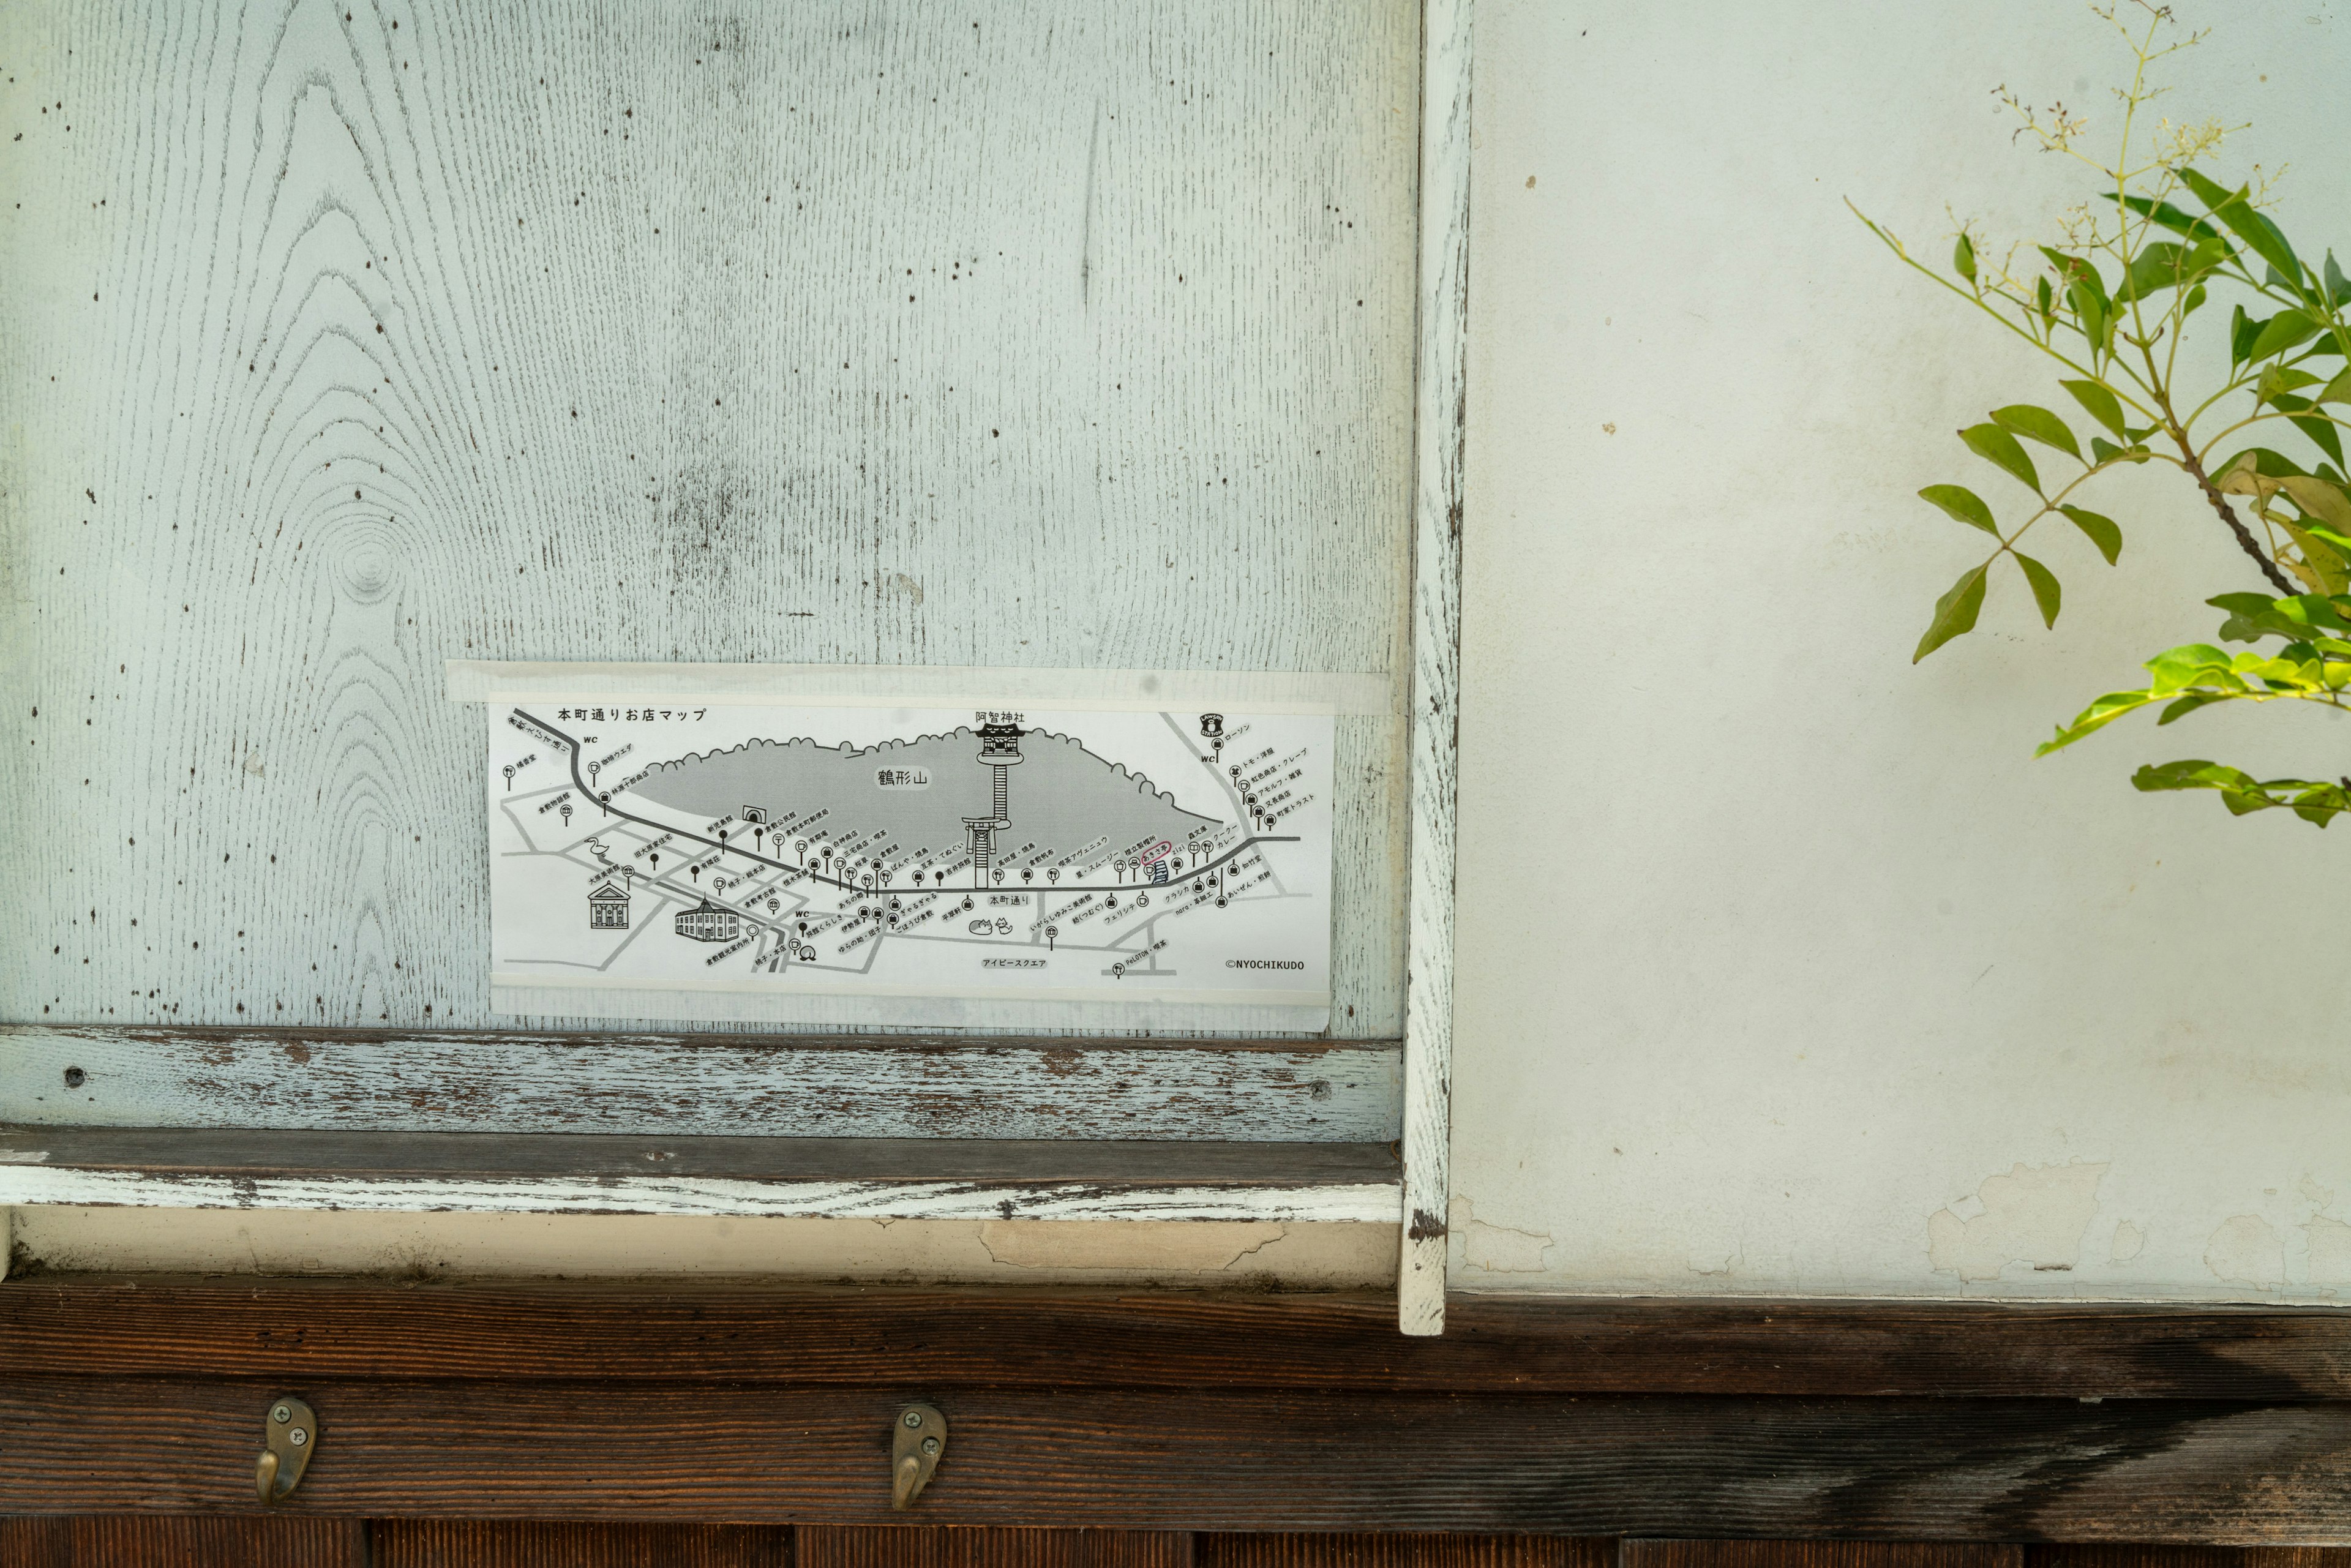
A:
[1913, 563, 1989, 662]
[2317, 370, 2351, 404]
[2208, 590, 2351, 644]
[2113, 191, 2227, 245]
[2131, 759, 2349, 827]
[2036, 275, 2055, 324]
[2232, 305, 2257, 365]
[2257, 366, 2323, 403]
[1953, 232, 1976, 282]
[1918, 484, 1999, 536]
[2068, 281, 2107, 351]
[2060, 380, 2128, 437]
[2034, 688, 2162, 754]
[2327, 251, 2350, 307]
[2249, 310, 2321, 361]
[2178, 167, 2301, 280]
[2156, 692, 2228, 725]
[2058, 505, 2123, 564]
[2015, 551, 2061, 628]
[2089, 435, 2151, 465]
[2279, 520, 2351, 595]
[2213, 448, 2308, 497]
[1959, 422, 2040, 492]
[1990, 404, 2081, 460]
[2119, 241, 2190, 300]
[2289, 413, 2347, 470]
[2273, 475, 2351, 530]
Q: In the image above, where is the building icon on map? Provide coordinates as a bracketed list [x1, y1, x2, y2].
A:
[675, 898, 739, 943]
[587, 880, 631, 929]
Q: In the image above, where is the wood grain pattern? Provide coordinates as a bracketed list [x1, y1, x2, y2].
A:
[374, 1521, 789, 1567]
[0, 0, 1420, 1040]
[0, 1025, 1401, 1142]
[2026, 1550, 2351, 1568]
[1398, 0, 1473, 1335]
[800, 1526, 1190, 1567]
[0, 1128, 1400, 1223]
[0, 1125, 1399, 1184]
[2, 1379, 2348, 1538]
[1199, 1535, 1602, 1567]
[0, 1516, 368, 1568]
[1623, 1548, 2020, 1568]
[10, 1281, 2351, 1400]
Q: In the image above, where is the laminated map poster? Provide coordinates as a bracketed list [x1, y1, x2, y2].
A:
[484, 693, 1336, 1029]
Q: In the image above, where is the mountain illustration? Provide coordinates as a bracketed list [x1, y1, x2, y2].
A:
[628, 726, 1214, 866]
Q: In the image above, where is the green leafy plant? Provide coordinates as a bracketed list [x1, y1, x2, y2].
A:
[1851, 1, 2350, 827]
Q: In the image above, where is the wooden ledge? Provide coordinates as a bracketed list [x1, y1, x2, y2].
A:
[1, 1278, 2344, 1399]
[3, 1283, 2349, 1536]
[0, 1129, 1400, 1223]
[0, 1025, 1404, 1143]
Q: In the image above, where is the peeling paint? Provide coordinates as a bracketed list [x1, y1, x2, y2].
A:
[975, 1219, 1288, 1272]
[1925, 1161, 2107, 1283]
[2108, 1219, 2145, 1264]
[2204, 1214, 2286, 1289]
[1447, 1195, 1553, 1273]
[2305, 1218, 2351, 1289]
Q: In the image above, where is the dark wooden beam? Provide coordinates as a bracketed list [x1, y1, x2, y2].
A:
[0, 1378, 2345, 1539]
[4, 1279, 2347, 1400]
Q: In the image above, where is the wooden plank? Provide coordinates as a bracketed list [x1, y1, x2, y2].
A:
[0, 0, 1420, 1041]
[0, 1026, 1401, 1143]
[2027, 1550, 2351, 1568]
[0, 1125, 1397, 1184]
[1199, 1536, 1602, 1567]
[0, 1517, 369, 1568]
[1624, 1549, 2019, 1568]
[1398, 0, 1474, 1337]
[10, 1283, 2351, 1400]
[799, 1526, 1191, 1567]
[0, 1130, 1398, 1223]
[373, 1521, 789, 1567]
[1, 1379, 2348, 1539]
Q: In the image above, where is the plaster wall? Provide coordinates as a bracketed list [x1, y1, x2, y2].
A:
[1451, 0, 2351, 1299]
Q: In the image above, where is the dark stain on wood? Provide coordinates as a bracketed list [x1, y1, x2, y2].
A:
[7, 1281, 2349, 1401]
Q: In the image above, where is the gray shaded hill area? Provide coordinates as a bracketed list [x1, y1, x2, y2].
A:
[629, 727, 1213, 865]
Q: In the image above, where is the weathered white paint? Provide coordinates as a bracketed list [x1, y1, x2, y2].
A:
[0, 1166, 1399, 1225]
[1453, 0, 2351, 1300]
[10, 1207, 1398, 1287]
[1398, 0, 1472, 1335]
[0, 0, 1420, 1041]
[2, 1026, 1401, 1142]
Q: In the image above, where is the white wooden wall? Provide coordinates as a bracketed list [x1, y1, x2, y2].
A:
[0, 0, 1422, 1039]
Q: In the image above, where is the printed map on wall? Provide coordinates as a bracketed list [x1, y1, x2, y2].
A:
[486, 699, 1333, 1022]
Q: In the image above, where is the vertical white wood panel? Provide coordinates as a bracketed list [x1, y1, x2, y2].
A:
[1398, 0, 1472, 1335]
[1, 1, 1419, 1040]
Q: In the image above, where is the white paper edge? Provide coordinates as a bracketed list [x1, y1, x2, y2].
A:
[489, 980, 1331, 1035]
[447, 659, 1390, 716]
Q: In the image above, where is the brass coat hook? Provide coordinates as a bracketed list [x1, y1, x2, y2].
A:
[255, 1396, 318, 1504]
[891, 1403, 947, 1509]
